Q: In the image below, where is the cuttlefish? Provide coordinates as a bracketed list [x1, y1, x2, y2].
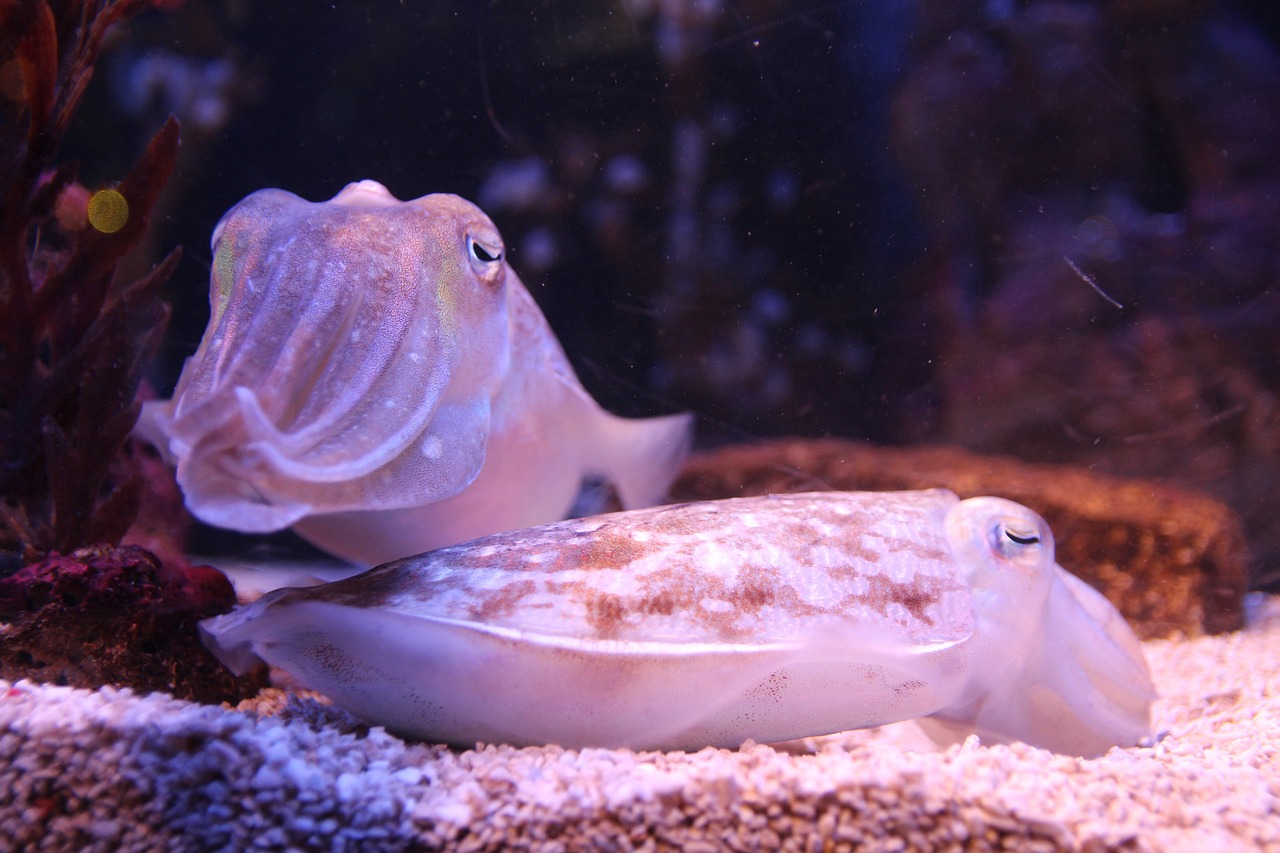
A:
[201, 490, 1156, 756]
[138, 180, 692, 564]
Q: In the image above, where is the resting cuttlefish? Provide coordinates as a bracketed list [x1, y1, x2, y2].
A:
[202, 490, 1156, 756]
[138, 180, 692, 564]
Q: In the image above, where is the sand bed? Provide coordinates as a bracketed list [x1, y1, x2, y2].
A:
[2, 597, 1277, 851]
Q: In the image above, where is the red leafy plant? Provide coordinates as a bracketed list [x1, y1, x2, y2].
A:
[0, 0, 261, 702]
[0, 0, 177, 568]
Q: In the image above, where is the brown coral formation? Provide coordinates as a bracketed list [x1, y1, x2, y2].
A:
[672, 439, 1249, 639]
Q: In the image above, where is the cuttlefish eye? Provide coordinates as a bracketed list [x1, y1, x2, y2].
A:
[465, 229, 504, 289]
[946, 496, 1056, 576]
[468, 235, 503, 264]
[465, 232, 505, 286]
[992, 521, 1043, 564]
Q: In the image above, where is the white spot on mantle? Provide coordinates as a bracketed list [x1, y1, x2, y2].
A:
[421, 435, 444, 459]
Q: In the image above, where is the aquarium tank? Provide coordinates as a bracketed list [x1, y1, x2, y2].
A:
[2, 0, 1280, 848]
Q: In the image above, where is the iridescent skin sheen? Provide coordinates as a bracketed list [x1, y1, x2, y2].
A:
[139, 181, 692, 564]
[201, 490, 1155, 756]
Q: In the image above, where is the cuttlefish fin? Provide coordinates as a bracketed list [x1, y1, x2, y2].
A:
[589, 408, 694, 509]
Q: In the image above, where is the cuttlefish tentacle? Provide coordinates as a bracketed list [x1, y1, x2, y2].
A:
[138, 180, 692, 561]
[202, 490, 1155, 756]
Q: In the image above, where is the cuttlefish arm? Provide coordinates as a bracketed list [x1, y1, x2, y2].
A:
[201, 490, 1155, 755]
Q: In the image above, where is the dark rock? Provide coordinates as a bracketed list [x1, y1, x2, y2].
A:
[0, 545, 265, 703]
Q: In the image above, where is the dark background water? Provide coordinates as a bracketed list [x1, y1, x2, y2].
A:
[63, 0, 1280, 589]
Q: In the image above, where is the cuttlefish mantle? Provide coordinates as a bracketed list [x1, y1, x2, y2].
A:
[138, 180, 692, 564]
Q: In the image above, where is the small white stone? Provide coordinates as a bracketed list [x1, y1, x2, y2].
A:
[393, 766, 423, 785]
[251, 765, 284, 790]
[335, 772, 360, 802]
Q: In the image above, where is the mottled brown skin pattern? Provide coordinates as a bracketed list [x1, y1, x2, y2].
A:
[270, 492, 973, 647]
[859, 574, 950, 626]
[579, 562, 821, 641]
[672, 438, 1249, 638]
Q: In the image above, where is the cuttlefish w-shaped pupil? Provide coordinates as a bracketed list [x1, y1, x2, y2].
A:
[1004, 529, 1040, 546]
[470, 239, 501, 263]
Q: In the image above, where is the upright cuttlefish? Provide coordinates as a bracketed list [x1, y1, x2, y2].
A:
[138, 180, 692, 564]
[202, 490, 1156, 756]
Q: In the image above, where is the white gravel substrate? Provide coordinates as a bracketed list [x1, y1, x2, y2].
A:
[2, 596, 1278, 852]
